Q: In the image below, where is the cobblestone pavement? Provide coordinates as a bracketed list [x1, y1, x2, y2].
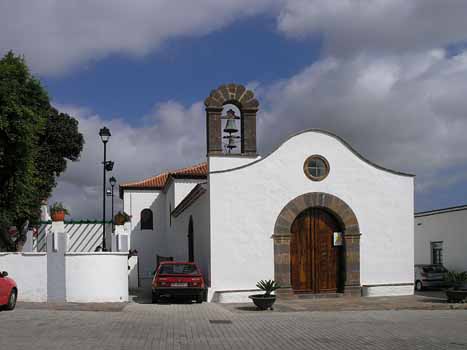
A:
[1, 301, 467, 350]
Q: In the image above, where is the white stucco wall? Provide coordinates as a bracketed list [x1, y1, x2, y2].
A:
[124, 189, 166, 285]
[170, 192, 211, 285]
[415, 208, 467, 272]
[65, 252, 128, 302]
[173, 179, 205, 207]
[0, 252, 47, 302]
[209, 130, 414, 298]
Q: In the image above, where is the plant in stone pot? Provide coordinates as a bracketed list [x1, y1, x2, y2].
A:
[249, 280, 280, 310]
[49, 202, 69, 222]
[114, 211, 131, 226]
[446, 271, 467, 303]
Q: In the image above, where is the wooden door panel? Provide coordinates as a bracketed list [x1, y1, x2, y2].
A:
[291, 209, 312, 291]
[291, 208, 341, 293]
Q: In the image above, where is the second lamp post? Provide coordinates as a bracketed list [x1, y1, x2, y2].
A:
[99, 126, 114, 251]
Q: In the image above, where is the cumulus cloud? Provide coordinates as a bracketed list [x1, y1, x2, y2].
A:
[53, 47, 467, 217]
[3, 1, 467, 76]
[0, 0, 278, 75]
[50, 101, 206, 219]
[256, 49, 467, 193]
[277, 0, 467, 56]
[4, 0, 467, 215]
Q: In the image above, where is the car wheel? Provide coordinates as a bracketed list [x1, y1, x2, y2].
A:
[152, 292, 159, 304]
[196, 296, 203, 304]
[415, 280, 423, 291]
[6, 289, 17, 311]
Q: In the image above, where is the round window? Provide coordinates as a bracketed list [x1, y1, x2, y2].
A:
[304, 155, 330, 181]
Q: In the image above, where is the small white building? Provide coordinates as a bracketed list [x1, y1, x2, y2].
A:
[120, 83, 415, 301]
[415, 205, 467, 272]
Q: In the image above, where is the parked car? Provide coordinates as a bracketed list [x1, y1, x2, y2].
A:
[152, 262, 206, 303]
[414, 264, 449, 291]
[0, 271, 17, 310]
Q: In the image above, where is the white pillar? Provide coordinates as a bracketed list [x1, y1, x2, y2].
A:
[128, 255, 139, 289]
[22, 230, 35, 252]
[47, 221, 68, 302]
[113, 225, 129, 253]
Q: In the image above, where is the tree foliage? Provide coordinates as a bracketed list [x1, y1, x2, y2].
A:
[0, 52, 84, 250]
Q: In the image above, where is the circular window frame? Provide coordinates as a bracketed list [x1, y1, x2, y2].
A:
[303, 155, 330, 181]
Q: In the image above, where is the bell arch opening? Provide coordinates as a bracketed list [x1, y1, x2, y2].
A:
[273, 192, 361, 296]
[204, 83, 259, 156]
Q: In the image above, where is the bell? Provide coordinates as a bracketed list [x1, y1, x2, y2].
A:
[226, 136, 237, 151]
[224, 118, 238, 134]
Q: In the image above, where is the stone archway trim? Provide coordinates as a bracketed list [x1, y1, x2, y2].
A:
[272, 192, 361, 296]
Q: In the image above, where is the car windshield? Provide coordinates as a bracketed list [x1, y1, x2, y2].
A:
[423, 266, 447, 273]
[159, 264, 199, 275]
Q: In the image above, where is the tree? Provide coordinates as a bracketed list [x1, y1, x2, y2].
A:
[0, 52, 83, 250]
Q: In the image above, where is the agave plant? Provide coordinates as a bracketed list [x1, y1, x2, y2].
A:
[447, 271, 467, 290]
[256, 280, 280, 296]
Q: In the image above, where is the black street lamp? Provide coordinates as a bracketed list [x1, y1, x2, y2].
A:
[99, 126, 111, 251]
[109, 176, 117, 232]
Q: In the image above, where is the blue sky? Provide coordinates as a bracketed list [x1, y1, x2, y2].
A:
[42, 15, 321, 121]
[2, 1, 467, 218]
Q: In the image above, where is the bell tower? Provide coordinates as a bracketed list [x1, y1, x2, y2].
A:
[204, 83, 259, 156]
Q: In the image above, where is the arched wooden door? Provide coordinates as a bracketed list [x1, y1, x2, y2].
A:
[290, 208, 342, 293]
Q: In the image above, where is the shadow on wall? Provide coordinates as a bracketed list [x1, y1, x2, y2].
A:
[130, 194, 166, 286]
[35, 222, 112, 252]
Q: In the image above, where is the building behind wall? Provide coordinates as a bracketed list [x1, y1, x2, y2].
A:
[415, 205, 467, 272]
[120, 83, 415, 301]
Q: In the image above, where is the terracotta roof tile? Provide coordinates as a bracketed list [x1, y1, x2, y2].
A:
[120, 162, 208, 190]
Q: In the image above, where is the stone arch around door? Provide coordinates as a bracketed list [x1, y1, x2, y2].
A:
[273, 192, 362, 296]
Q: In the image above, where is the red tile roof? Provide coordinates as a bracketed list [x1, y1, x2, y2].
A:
[120, 162, 208, 191]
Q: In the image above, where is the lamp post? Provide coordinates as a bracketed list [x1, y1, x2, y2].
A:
[99, 127, 111, 251]
[109, 176, 117, 232]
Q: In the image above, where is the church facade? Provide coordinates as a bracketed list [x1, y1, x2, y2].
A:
[120, 84, 415, 302]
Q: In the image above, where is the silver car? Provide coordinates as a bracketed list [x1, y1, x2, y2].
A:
[414, 264, 449, 291]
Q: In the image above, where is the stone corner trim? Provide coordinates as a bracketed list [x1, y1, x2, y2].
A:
[272, 192, 362, 295]
[204, 83, 259, 110]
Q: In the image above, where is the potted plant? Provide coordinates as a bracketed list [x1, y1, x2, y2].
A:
[49, 202, 69, 222]
[249, 280, 280, 310]
[114, 211, 131, 226]
[446, 271, 467, 303]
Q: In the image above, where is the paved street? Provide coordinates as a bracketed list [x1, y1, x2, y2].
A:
[1, 301, 467, 350]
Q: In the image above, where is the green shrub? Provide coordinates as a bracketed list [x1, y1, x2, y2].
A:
[447, 271, 467, 290]
[49, 202, 70, 215]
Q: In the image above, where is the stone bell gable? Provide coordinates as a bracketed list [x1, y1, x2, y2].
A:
[204, 83, 259, 156]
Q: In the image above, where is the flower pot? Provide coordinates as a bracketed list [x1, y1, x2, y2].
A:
[114, 214, 126, 226]
[51, 211, 65, 222]
[446, 288, 467, 303]
[249, 294, 276, 310]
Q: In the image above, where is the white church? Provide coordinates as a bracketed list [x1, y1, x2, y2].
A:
[120, 83, 415, 302]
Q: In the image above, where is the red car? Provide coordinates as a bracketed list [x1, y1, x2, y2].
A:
[0, 271, 17, 310]
[152, 262, 206, 303]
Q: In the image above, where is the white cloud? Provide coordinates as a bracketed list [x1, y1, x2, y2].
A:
[256, 49, 467, 194]
[278, 0, 467, 56]
[53, 47, 467, 217]
[5, 0, 467, 215]
[0, 0, 279, 75]
[50, 100, 206, 219]
[5, 1, 467, 76]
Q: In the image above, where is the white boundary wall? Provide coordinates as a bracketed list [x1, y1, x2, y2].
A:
[0, 224, 129, 303]
[0, 252, 47, 302]
[66, 252, 129, 302]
